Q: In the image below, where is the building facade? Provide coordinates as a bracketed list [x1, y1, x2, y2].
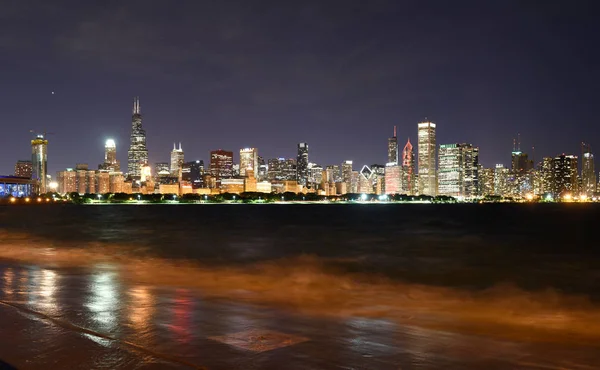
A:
[170, 143, 185, 177]
[209, 150, 234, 185]
[417, 121, 436, 196]
[31, 134, 48, 194]
[127, 97, 149, 178]
[401, 138, 416, 195]
[388, 126, 398, 164]
[239, 148, 258, 178]
[296, 143, 309, 187]
[103, 139, 120, 172]
[14, 160, 32, 178]
[384, 163, 401, 194]
[581, 143, 596, 196]
[552, 154, 578, 197]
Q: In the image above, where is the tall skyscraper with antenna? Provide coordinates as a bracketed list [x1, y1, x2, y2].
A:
[127, 97, 148, 179]
[387, 126, 398, 164]
[170, 143, 185, 177]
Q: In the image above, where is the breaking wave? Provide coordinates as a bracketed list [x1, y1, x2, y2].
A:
[2, 230, 600, 344]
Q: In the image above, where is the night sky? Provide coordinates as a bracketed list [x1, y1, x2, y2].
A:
[1, 0, 598, 176]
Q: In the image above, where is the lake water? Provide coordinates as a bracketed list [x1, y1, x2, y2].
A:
[1, 204, 600, 368]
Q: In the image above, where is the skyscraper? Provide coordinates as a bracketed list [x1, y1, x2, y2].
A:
[417, 121, 436, 196]
[31, 133, 48, 194]
[103, 139, 120, 172]
[182, 160, 204, 188]
[170, 143, 185, 176]
[401, 138, 416, 195]
[127, 97, 148, 179]
[388, 126, 398, 164]
[581, 143, 596, 196]
[540, 157, 554, 195]
[552, 154, 578, 197]
[438, 143, 479, 198]
[438, 144, 461, 196]
[296, 143, 309, 187]
[511, 136, 533, 174]
[384, 163, 401, 194]
[210, 150, 234, 184]
[14, 160, 32, 178]
[342, 160, 353, 191]
[239, 148, 258, 178]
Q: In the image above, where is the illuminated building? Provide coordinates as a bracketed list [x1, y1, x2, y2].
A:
[511, 137, 533, 174]
[417, 121, 436, 196]
[494, 164, 509, 196]
[127, 97, 149, 179]
[170, 143, 184, 177]
[342, 161, 353, 190]
[581, 143, 596, 196]
[14, 160, 32, 178]
[140, 165, 152, 183]
[155, 162, 170, 177]
[370, 164, 385, 194]
[436, 143, 482, 198]
[358, 165, 373, 193]
[239, 148, 258, 178]
[296, 143, 309, 187]
[540, 157, 554, 194]
[267, 158, 296, 181]
[31, 133, 48, 194]
[209, 150, 233, 185]
[308, 163, 323, 187]
[244, 169, 257, 192]
[182, 160, 204, 188]
[256, 181, 272, 193]
[102, 139, 120, 172]
[325, 165, 341, 183]
[108, 173, 124, 193]
[351, 171, 359, 193]
[552, 154, 578, 197]
[257, 156, 268, 181]
[385, 163, 401, 194]
[438, 144, 461, 196]
[0, 176, 36, 197]
[479, 167, 495, 196]
[57, 169, 76, 194]
[220, 178, 245, 194]
[388, 126, 398, 164]
[401, 138, 416, 195]
[96, 171, 110, 194]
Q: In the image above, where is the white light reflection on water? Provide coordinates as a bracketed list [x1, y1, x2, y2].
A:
[2, 267, 14, 297]
[346, 317, 397, 358]
[86, 271, 120, 335]
[128, 286, 154, 333]
[37, 269, 60, 315]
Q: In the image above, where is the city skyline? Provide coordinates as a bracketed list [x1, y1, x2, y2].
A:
[1, 1, 598, 176]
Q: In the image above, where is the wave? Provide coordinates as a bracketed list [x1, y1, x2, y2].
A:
[1, 230, 600, 344]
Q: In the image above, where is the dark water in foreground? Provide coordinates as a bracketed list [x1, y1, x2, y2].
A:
[2, 203, 599, 295]
[1, 204, 600, 368]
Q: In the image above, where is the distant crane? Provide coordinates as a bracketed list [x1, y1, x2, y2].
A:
[29, 130, 55, 139]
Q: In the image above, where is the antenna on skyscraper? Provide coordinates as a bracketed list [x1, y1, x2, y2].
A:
[517, 133, 521, 152]
[393, 126, 397, 138]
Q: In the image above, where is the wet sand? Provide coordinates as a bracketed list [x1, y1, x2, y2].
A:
[2, 263, 600, 369]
